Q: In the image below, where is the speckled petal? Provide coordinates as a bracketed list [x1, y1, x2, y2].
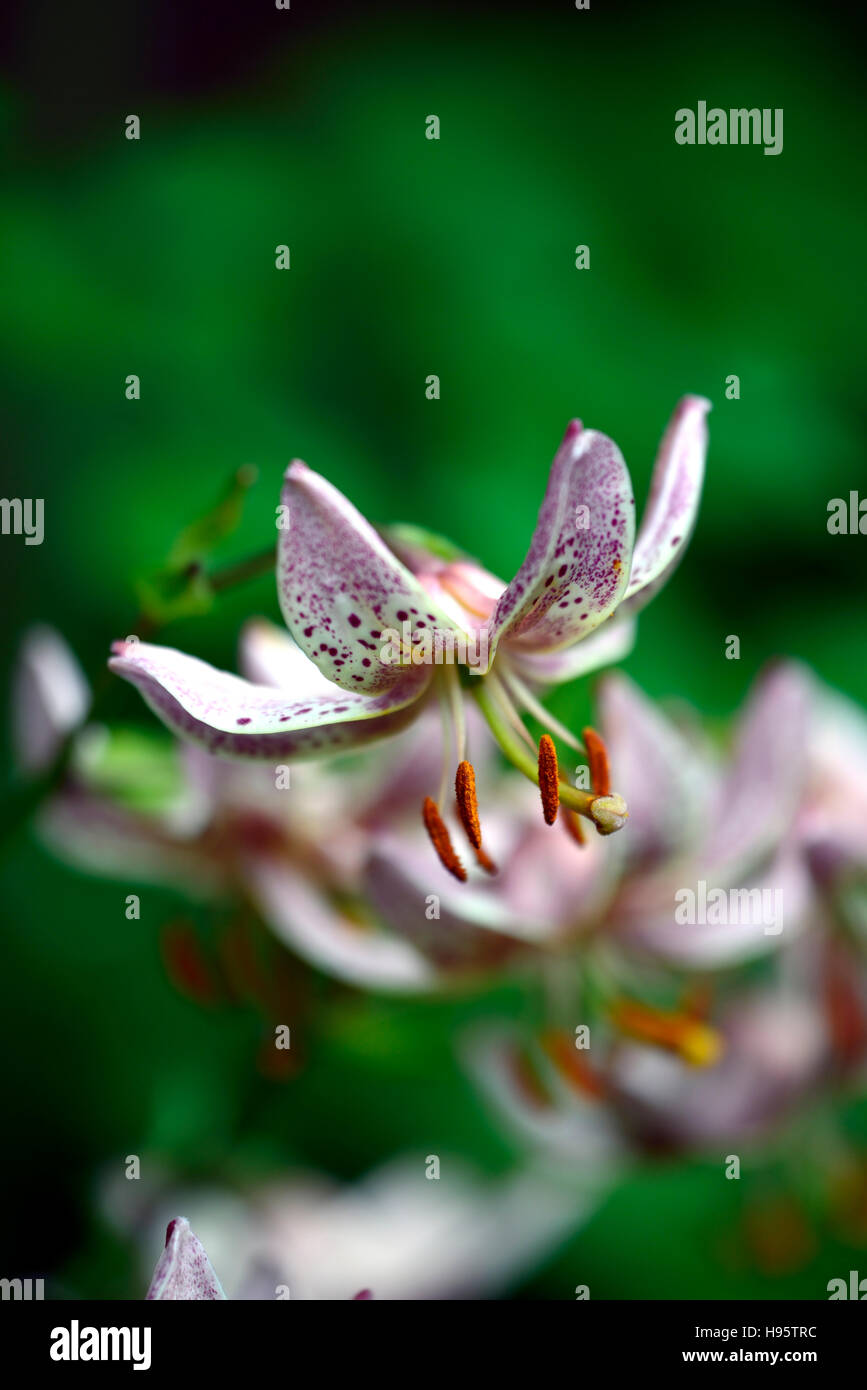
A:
[146, 1216, 227, 1300]
[480, 423, 635, 667]
[109, 640, 430, 760]
[278, 461, 461, 693]
[618, 396, 710, 618]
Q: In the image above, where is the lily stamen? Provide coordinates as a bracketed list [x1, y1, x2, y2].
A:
[473, 678, 629, 832]
[500, 667, 583, 751]
[538, 734, 560, 826]
[422, 796, 467, 882]
[582, 726, 611, 796]
[609, 998, 723, 1067]
[455, 759, 497, 875]
[541, 1028, 606, 1098]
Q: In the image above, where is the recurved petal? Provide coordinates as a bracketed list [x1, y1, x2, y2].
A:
[703, 660, 813, 877]
[238, 616, 332, 689]
[242, 855, 434, 992]
[363, 818, 560, 974]
[146, 1216, 227, 1300]
[463, 1026, 625, 1170]
[507, 616, 637, 687]
[480, 423, 635, 667]
[598, 671, 715, 862]
[14, 626, 90, 772]
[38, 787, 226, 898]
[278, 461, 461, 694]
[617, 396, 710, 618]
[109, 639, 430, 760]
[617, 838, 814, 970]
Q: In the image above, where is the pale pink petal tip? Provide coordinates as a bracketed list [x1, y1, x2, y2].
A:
[145, 1215, 227, 1300]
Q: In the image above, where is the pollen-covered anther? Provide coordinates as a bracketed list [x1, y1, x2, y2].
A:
[589, 793, 628, 835]
[610, 999, 723, 1068]
[422, 796, 467, 883]
[541, 1029, 606, 1098]
[455, 760, 482, 849]
[582, 726, 611, 796]
[538, 734, 560, 826]
[455, 760, 498, 875]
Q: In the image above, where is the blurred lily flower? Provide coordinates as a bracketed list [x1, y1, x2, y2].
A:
[461, 664, 867, 1164]
[597, 661, 818, 969]
[108, 399, 710, 869]
[145, 1216, 370, 1300]
[112, 1157, 592, 1300]
[19, 625, 608, 991]
[464, 971, 834, 1165]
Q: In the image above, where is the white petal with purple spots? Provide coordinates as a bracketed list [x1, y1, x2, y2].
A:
[479, 423, 635, 668]
[109, 640, 431, 759]
[279, 461, 462, 694]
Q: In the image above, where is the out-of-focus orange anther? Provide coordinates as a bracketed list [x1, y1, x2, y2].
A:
[610, 998, 723, 1067]
[541, 1028, 606, 1098]
[582, 726, 611, 797]
[563, 808, 586, 846]
[455, 760, 497, 874]
[422, 796, 467, 882]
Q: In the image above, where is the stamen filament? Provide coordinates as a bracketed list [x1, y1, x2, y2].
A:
[472, 679, 616, 822]
[444, 661, 466, 765]
[501, 668, 583, 751]
[484, 670, 537, 751]
[434, 669, 455, 809]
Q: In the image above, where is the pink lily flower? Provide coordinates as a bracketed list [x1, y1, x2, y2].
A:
[19, 625, 605, 990]
[464, 966, 835, 1165]
[361, 662, 822, 975]
[595, 661, 818, 969]
[108, 398, 710, 873]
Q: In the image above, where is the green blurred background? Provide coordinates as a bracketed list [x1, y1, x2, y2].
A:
[1, 0, 864, 1297]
